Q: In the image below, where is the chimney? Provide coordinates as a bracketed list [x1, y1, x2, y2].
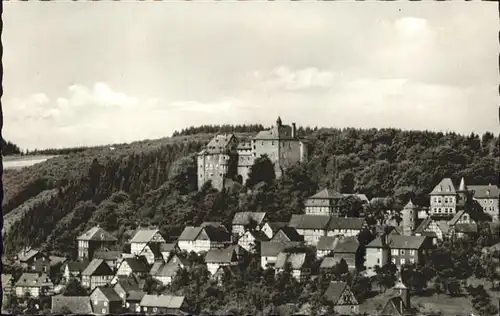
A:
[292, 123, 297, 139]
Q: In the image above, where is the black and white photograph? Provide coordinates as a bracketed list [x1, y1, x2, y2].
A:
[1, 2, 499, 315]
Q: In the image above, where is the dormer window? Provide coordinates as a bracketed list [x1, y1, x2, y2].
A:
[446, 187, 450, 192]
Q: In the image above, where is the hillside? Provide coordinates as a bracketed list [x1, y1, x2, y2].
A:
[3, 127, 499, 257]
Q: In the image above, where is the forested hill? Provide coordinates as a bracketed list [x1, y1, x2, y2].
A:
[3, 127, 499, 258]
[2, 139, 22, 156]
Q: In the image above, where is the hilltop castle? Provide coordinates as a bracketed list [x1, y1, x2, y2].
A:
[197, 117, 308, 190]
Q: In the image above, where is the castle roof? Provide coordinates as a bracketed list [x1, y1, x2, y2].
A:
[200, 134, 235, 155]
[429, 178, 456, 195]
[468, 184, 500, 199]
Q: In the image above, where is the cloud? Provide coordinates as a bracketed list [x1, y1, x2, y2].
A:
[254, 66, 336, 91]
[3, 83, 252, 150]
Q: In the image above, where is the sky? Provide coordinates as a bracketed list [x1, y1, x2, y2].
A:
[3, 2, 499, 150]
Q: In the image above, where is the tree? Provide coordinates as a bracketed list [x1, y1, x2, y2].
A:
[246, 155, 276, 188]
[62, 278, 88, 296]
[351, 274, 372, 302]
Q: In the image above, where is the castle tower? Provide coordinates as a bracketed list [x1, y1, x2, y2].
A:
[394, 278, 410, 309]
[401, 200, 418, 236]
[276, 116, 282, 127]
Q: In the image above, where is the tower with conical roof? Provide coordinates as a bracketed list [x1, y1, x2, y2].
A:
[456, 177, 469, 211]
[276, 116, 282, 127]
[401, 200, 418, 236]
[394, 278, 410, 310]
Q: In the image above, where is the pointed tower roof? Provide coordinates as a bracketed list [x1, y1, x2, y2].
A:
[393, 279, 407, 290]
[276, 116, 282, 126]
[403, 200, 415, 209]
[458, 177, 467, 192]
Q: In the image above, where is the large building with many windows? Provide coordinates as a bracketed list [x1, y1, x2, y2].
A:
[197, 117, 307, 190]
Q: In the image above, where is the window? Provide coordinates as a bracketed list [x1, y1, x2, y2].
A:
[400, 258, 406, 265]
[444, 198, 448, 204]
[153, 307, 158, 313]
[143, 307, 148, 312]
[409, 258, 415, 264]
[400, 249, 405, 255]
[391, 258, 396, 264]
[376, 259, 380, 264]
[104, 301, 108, 307]
[94, 300, 98, 305]
[391, 249, 399, 256]
[102, 309, 107, 314]
[409, 250, 416, 256]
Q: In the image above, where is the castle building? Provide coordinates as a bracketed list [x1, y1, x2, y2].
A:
[429, 178, 466, 218]
[197, 117, 307, 191]
[468, 183, 500, 222]
[197, 134, 237, 191]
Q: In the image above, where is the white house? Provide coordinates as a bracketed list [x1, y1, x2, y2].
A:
[289, 215, 330, 246]
[232, 212, 268, 237]
[205, 247, 238, 275]
[130, 229, 166, 256]
[177, 226, 231, 254]
[237, 230, 269, 253]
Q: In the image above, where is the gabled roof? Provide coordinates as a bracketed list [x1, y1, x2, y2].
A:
[205, 247, 237, 264]
[327, 217, 365, 230]
[343, 193, 369, 203]
[142, 243, 163, 258]
[403, 200, 416, 209]
[201, 134, 236, 154]
[94, 250, 122, 261]
[66, 260, 90, 273]
[266, 222, 288, 233]
[49, 256, 67, 266]
[244, 230, 270, 242]
[275, 252, 307, 270]
[17, 249, 43, 262]
[254, 122, 295, 141]
[317, 236, 338, 251]
[51, 295, 92, 314]
[114, 276, 141, 293]
[140, 294, 185, 308]
[159, 243, 178, 253]
[77, 226, 117, 242]
[430, 178, 456, 195]
[367, 235, 427, 250]
[448, 210, 466, 226]
[334, 236, 360, 253]
[289, 215, 330, 230]
[178, 226, 202, 241]
[468, 184, 500, 199]
[82, 259, 113, 276]
[232, 212, 267, 226]
[130, 229, 164, 244]
[2, 274, 13, 287]
[15, 273, 52, 287]
[122, 256, 149, 273]
[127, 290, 146, 302]
[324, 281, 349, 305]
[309, 188, 344, 200]
[271, 227, 304, 242]
[380, 296, 410, 316]
[320, 257, 337, 269]
[202, 226, 232, 242]
[261, 241, 301, 257]
[93, 286, 122, 302]
[414, 218, 432, 234]
[153, 261, 182, 278]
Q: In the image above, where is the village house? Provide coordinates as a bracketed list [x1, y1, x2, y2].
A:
[366, 235, 430, 270]
[51, 295, 93, 314]
[90, 286, 123, 315]
[177, 225, 232, 254]
[326, 217, 366, 237]
[212, 265, 241, 286]
[205, 247, 239, 275]
[93, 250, 122, 270]
[270, 227, 304, 243]
[260, 221, 288, 239]
[81, 259, 114, 290]
[289, 214, 330, 245]
[323, 281, 360, 315]
[469, 184, 500, 222]
[115, 256, 150, 278]
[260, 241, 301, 270]
[139, 294, 187, 315]
[316, 236, 338, 259]
[413, 217, 449, 244]
[139, 242, 178, 265]
[232, 212, 268, 237]
[130, 229, 167, 256]
[15, 247, 49, 272]
[77, 225, 118, 260]
[379, 280, 412, 316]
[124, 290, 146, 313]
[113, 276, 142, 302]
[304, 188, 345, 216]
[331, 236, 360, 271]
[274, 252, 310, 282]
[62, 260, 89, 282]
[237, 230, 270, 253]
[15, 273, 54, 298]
[319, 257, 337, 275]
[151, 260, 182, 286]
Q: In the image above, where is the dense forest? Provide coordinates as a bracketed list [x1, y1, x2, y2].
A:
[3, 127, 499, 259]
[2, 139, 22, 156]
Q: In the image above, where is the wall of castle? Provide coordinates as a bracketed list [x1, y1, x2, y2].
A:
[197, 153, 230, 190]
